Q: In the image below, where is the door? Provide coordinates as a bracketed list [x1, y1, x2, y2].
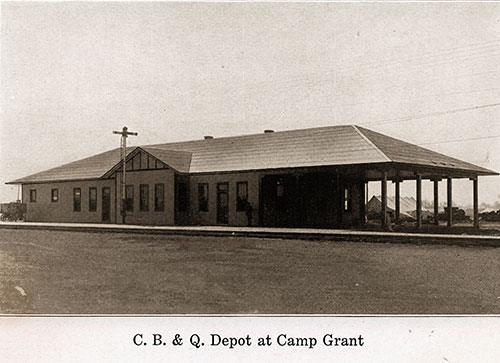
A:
[260, 174, 298, 227]
[102, 187, 111, 222]
[216, 183, 229, 224]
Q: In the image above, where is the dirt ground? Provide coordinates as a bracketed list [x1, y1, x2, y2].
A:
[0, 229, 499, 314]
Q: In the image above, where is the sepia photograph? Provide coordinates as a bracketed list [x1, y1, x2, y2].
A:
[1, 1, 500, 319]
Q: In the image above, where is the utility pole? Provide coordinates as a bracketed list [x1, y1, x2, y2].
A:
[113, 126, 138, 224]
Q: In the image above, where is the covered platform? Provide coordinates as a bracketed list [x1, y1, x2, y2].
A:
[354, 127, 497, 230]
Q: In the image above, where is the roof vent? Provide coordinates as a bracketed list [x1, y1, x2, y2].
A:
[204, 136, 213, 140]
[264, 129, 274, 133]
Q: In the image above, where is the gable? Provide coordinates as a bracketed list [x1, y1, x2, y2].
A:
[101, 147, 192, 178]
[123, 150, 168, 172]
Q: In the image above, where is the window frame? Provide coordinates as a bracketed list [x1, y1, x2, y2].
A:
[124, 185, 134, 212]
[154, 183, 165, 212]
[30, 189, 37, 203]
[89, 187, 97, 212]
[51, 189, 58, 203]
[73, 188, 81, 212]
[139, 184, 149, 212]
[276, 180, 284, 198]
[198, 183, 209, 212]
[236, 181, 248, 211]
[343, 187, 351, 212]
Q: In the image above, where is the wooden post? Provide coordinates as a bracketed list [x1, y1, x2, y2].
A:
[359, 180, 366, 225]
[381, 171, 388, 229]
[416, 174, 422, 228]
[295, 174, 301, 227]
[472, 176, 479, 229]
[113, 126, 138, 224]
[394, 180, 400, 225]
[433, 179, 440, 225]
[258, 174, 263, 226]
[447, 177, 453, 227]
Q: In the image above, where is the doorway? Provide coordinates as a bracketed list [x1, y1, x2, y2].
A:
[102, 187, 111, 222]
[216, 182, 229, 224]
[260, 174, 298, 227]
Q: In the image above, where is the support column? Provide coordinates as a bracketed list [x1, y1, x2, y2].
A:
[381, 171, 388, 229]
[416, 174, 422, 228]
[258, 174, 263, 226]
[472, 176, 479, 229]
[295, 174, 301, 227]
[433, 179, 440, 225]
[366, 182, 369, 205]
[447, 177, 453, 227]
[359, 180, 366, 225]
[394, 180, 401, 225]
[336, 172, 342, 226]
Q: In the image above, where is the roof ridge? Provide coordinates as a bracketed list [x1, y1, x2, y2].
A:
[352, 125, 392, 162]
[142, 145, 192, 153]
[145, 124, 354, 148]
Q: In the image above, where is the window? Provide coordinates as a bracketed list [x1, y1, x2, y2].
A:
[89, 187, 97, 212]
[344, 188, 351, 211]
[236, 182, 248, 211]
[276, 180, 284, 197]
[73, 188, 81, 212]
[30, 189, 37, 202]
[198, 183, 209, 212]
[125, 185, 134, 211]
[154, 183, 165, 212]
[140, 184, 149, 211]
[176, 182, 188, 212]
[51, 189, 58, 203]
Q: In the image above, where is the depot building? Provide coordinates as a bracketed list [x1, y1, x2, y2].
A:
[7, 125, 497, 229]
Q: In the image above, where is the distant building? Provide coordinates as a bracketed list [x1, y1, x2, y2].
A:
[439, 207, 470, 222]
[367, 195, 438, 222]
[367, 196, 418, 221]
[6, 125, 497, 228]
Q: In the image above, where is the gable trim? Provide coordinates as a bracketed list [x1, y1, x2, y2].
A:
[101, 147, 172, 179]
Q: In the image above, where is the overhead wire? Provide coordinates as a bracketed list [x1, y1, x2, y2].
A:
[359, 102, 500, 127]
[336, 39, 500, 73]
[417, 134, 500, 146]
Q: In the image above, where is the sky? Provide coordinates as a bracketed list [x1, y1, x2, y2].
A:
[1, 2, 499, 208]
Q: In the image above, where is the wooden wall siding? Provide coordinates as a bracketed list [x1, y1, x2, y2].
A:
[22, 179, 116, 223]
[188, 172, 261, 227]
[115, 169, 175, 226]
[21, 167, 365, 228]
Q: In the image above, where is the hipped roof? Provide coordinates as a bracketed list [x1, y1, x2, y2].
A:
[8, 125, 497, 184]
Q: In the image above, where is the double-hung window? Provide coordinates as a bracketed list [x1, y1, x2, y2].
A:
[198, 183, 209, 212]
[140, 184, 149, 211]
[73, 188, 81, 212]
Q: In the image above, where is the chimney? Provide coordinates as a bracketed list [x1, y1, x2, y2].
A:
[264, 129, 274, 133]
[204, 136, 213, 140]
